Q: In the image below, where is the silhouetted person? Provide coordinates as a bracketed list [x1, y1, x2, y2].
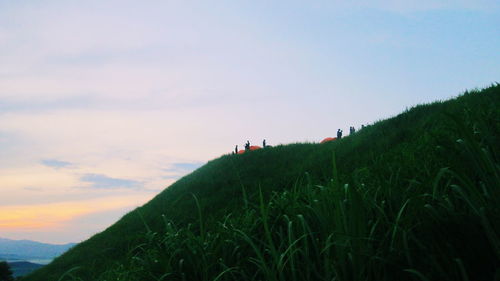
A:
[350, 126, 355, 135]
[245, 141, 250, 150]
[337, 129, 343, 139]
[235, 145, 238, 154]
[263, 139, 266, 147]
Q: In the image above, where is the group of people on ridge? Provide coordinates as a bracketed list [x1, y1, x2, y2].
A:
[233, 125, 366, 154]
[337, 126, 358, 139]
[233, 139, 268, 154]
[338, 126, 358, 139]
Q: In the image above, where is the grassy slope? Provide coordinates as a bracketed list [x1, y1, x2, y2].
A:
[24, 85, 499, 281]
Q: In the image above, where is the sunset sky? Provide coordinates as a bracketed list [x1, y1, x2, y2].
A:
[1, 0, 499, 244]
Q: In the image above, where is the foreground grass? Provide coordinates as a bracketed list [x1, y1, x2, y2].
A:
[86, 126, 498, 281]
[24, 85, 499, 281]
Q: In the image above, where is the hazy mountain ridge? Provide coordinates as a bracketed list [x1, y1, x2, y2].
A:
[8, 261, 44, 278]
[0, 238, 75, 260]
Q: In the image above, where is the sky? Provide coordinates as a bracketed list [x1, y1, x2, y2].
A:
[0, 0, 498, 244]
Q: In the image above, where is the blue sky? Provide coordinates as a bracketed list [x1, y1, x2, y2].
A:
[0, 0, 498, 244]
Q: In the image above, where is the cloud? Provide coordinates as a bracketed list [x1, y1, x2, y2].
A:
[167, 162, 204, 172]
[304, 0, 499, 13]
[23, 187, 43, 191]
[81, 173, 141, 189]
[0, 195, 151, 231]
[41, 159, 72, 169]
[157, 162, 205, 182]
[0, 165, 78, 192]
[0, 96, 96, 112]
[162, 175, 181, 180]
[162, 162, 204, 181]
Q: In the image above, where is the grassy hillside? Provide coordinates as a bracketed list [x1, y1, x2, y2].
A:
[24, 85, 499, 281]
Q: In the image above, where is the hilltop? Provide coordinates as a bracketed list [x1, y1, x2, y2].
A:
[24, 85, 499, 281]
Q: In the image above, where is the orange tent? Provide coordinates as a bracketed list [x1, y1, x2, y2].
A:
[237, 146, 262, 154]
[320, 137, 337, 143]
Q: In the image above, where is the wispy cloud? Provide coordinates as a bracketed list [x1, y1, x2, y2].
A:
[0, 195, 151, 230]
[23, 187, 43, 191]
[41, 159, 72, 169]
[166, 162, 204, 172]
[162, 162, 204, 181]
[81, 174, 140, 189]
[0, 97, 96, 112]
[162, 175, 182, 180]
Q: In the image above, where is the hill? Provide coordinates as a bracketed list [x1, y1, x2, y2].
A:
[0, 238, 75, 262]
[24, 85, 499, 281]
[8, 261, 44, 278]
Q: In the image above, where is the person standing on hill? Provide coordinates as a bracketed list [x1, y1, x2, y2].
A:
[263, 139, 266, 148]
[350, 126, 355, 135]
[337, 129, 343, 139]
[245, 141, 250, 150]
[235, 145, 238, 154]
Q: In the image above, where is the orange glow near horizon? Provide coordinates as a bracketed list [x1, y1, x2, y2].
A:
[0, 195, 151, 230]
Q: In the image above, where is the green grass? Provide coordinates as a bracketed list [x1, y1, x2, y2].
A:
[23, 84, 499, 281]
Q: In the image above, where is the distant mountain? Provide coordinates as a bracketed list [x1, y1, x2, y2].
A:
[0, 238, 75, 261]
[8, 261, 44, 277]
